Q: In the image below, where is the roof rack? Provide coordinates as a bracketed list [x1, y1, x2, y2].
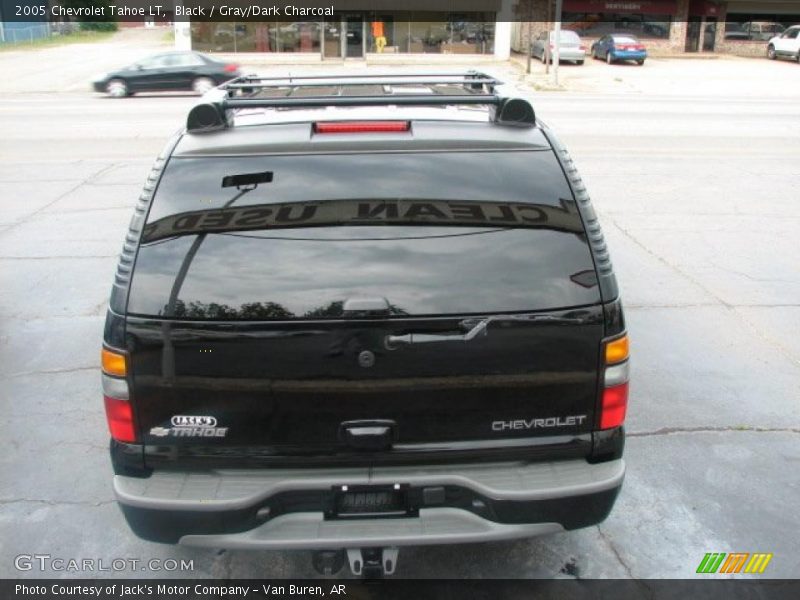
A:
[186, 71, 536, 133]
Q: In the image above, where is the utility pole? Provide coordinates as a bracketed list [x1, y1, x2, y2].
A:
[525, 2, 532, 74]
[553, 0, 562, 86]
[545, 0, 552, 75]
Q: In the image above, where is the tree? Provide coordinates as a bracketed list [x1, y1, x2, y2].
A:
[60, 1, 118, 32]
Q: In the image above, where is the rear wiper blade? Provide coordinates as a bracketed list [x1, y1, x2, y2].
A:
[385, 314, 587, 347]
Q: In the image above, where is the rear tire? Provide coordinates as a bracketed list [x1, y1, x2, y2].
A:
[767, 45, 776, 60]
[576, 60, 584, 65]
[636, 59, 645, 66]
[106, 79, 128, 98]
[192, 77, 215, 95]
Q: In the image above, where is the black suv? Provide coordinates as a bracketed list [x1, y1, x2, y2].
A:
[101, 72, 629, 577]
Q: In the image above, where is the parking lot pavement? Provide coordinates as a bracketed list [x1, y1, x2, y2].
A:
[518, 52, 800, 97]
[1, 55, 799, 579]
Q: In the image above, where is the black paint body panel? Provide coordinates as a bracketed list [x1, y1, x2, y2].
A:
[123, 305, 605, 467]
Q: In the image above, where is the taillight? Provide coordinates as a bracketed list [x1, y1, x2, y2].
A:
[600, 334, 630, 430]
[101, 347, 136, 442]
[104, 396, 136, 443]
[224, 63, 239, 73]
[579, 45, 587, 51]
[601, 383, 629, 430]
[101, 347, 126, 377]
[605, 335, 629, 364]
[314, 121, 410, 134]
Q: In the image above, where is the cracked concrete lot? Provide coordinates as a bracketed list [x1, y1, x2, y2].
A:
[1, 34, 799, 579]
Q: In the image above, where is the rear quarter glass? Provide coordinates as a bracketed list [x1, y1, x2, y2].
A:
[128, 151, 601, 319]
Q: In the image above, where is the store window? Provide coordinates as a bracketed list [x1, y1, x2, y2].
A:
[191, 13, 494, 55]
[367, 12, 495, 54]
[724, 15, 800, 41]
[563, 13, 671, 39]
[191, 21, 320, 53]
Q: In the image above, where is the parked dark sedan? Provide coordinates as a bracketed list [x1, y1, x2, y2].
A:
[92, 51, 241, 97]
[591, 34, 647, 65]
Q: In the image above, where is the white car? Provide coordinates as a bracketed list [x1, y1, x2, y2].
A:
[531, 30, 586, 65]
[767, 25, 800, 62]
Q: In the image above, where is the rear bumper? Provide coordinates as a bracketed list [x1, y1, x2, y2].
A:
[557, 50, 586, 61]
[611, 51, 647, 60]
[114, 458, 624, 548]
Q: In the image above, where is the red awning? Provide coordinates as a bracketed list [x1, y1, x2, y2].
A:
[689, 0, 721, 17]
[564, 0, 679, 16]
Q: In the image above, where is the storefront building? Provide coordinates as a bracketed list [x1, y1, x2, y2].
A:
[174, 0, 800, 59]
[512, 0, 800, 56]
[178, 1, 514, 61]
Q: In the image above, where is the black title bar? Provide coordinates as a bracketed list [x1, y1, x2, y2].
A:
[2, 0, 678, 23]
[6, 579, 800, 600]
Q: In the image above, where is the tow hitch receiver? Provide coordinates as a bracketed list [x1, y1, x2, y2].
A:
[347, 547, 399, 577]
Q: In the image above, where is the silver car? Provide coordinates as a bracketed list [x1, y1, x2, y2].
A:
[531, 30, 586, 65]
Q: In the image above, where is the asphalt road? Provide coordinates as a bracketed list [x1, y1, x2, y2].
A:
[1, 53, 799, 579]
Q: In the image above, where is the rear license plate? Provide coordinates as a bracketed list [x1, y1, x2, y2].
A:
[326, 484, 417, 520]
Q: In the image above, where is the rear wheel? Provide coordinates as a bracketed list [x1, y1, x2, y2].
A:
[767, 45, 776, 60]
[192, 77, 215, 95]
[106, 79, 128, 98]
[576, 60, 584, 65]
[636, 59, 645, 66]
[606, 52, 614, 64]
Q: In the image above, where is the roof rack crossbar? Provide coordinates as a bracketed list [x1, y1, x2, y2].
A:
[185, 71, 536, 132]
[224, 77, 499, 90]
[228, 71, 498, 82]
[233, 71, 492, 79]
[224, 95, 503, 109]
[221, 71, 501, 93]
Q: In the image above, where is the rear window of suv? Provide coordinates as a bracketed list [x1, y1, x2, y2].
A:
[127, 151, 601, 320]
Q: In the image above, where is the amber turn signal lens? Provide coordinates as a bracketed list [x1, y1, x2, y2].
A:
[101, 347, 127, 377]
[605, 335, 629, 365]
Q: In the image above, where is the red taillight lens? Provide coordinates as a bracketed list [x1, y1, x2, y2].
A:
[600, 382, 629, 430]
[580, 45, 587, 51]
[104, 395, 136, 443]
[314, 121, 410, 134]
[224, 63, 239, 73]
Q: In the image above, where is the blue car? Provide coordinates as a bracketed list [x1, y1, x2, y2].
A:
[591, 34, 647, 65]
